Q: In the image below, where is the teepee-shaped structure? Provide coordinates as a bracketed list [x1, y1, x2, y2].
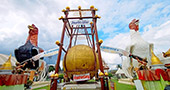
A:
[151, 48, 163, 65]
[150, 48, 166, 70]
[0, 54, 12, 70]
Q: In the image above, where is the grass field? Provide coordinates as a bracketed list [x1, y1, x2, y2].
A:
[33, 85, 50, 90]
[110, 79, 136, 90]
[33, 79, 136, 90]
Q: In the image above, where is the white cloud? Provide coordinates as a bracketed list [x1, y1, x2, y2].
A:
[0, 0, 65, 54]
[104, 33, 130, 49]
[140, 2, 170, 26]
[142, 20, 170, 54]
[101, 51, 121, 64]
[0, 0, 170, 70]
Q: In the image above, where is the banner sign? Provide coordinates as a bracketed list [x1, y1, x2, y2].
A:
[73, 73, 90, 81]
[71, 20, 90, 25]
[100, 46, 129, 56]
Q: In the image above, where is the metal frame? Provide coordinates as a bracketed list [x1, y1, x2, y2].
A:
[50, 6, 105, 90]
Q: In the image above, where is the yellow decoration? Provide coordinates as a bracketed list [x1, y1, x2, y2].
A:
[50, 74, 55, 78]
[28, 25, 31, 27]
[55, 40, 60, 45]
[28, 25, 34, 30]
[66, 6, 70, 10]
[59, 16, 64, 20]
[105, 72, 108, 76]
[63, 45, 99, 78]
[95, 15, 98, 18]
[54, 73, 59, 77]
[90, 22, 93, 24]
[99, 39, 103, 44]
[99, 72, 104, 76]
[62, 9, 66, 12]
[0, 54, 12, 70]
[78, 6, 81, 9]
[63, 87, 66, 90]
[98, 16, 101, 19]
[151, 48, 163, 65]
[90, 5, 94, 9]
[94, 8, 98, 11]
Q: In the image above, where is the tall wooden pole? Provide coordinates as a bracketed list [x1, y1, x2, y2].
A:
[90, 23, 95, 50]
[50, 12, 68, 90]
[68, 25, 73, 49]
[91, 10, 105, 90]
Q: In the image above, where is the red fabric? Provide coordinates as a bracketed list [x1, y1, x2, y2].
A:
[137, 71, 142, 80]
[148, 70, 154, 81]
[166, 69, 170, 80]
[0, 74, 28, 86]
[155, 69, 169, 81]
[137, 69, 169, 81]
[142, 70, 146, 80]
[150, 70, 160, 80]
[137, 70, 146, 80]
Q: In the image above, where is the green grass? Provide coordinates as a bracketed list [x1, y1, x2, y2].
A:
[33, 79, 136, 90]
[110, 79, 136, 90]
[33, 85, 50, 90]
[88, 79, 96, 82]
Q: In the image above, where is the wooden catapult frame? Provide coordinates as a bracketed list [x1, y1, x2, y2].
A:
[50, 6, 105, 90]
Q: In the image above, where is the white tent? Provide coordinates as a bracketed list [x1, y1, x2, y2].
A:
[0, 54, 17, 66]
[115, 68, 125, 74]
[115, 68, 127, 79]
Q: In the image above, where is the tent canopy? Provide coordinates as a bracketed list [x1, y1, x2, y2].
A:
[0, 54, 12, 70]
[115, 68, 125, 74]
[0, 54, 17, 66]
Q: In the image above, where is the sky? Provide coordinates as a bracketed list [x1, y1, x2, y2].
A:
[0, 0, 170, 69]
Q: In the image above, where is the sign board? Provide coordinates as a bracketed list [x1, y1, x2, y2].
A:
[73, 73, 90, 81]
[77, 36, 86, 40]
[71, 20, 90, 25]
[110, 81, 115, 90]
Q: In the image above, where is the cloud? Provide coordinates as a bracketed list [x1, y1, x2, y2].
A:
[103, 33, 130, 49]
[140, 2, 170, 26]
[0, 0, 170, 70]
[142, 20, 170, 54]
[0, 0, 64, 55]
